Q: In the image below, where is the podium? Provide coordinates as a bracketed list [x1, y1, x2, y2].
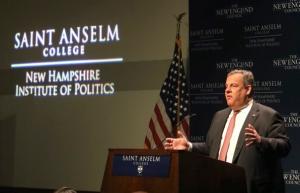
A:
[101, 149, 246, 193]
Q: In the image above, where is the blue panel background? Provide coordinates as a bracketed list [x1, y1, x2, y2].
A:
[189, 0, 300, 192]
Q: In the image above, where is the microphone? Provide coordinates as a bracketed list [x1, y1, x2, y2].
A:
[174, 113, 198, 136]
[153, 137, 168, 150]
[152, 114, 199, 150]
[175, 113, 198, 127]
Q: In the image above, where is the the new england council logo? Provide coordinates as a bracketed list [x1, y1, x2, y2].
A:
[273, 55, 300, 70]
[216, 58, 254, 70]
[273, 0, 300, 13]
[283, 112, 300, 128]
[284, 169, 300, 185]
[216, 4, 254, 19]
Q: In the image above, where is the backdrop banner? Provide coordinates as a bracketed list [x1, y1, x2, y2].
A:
[189, 1, 300, 192]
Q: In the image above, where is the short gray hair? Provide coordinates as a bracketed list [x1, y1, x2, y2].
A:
[227, 69, 254, 97]
[54, 187, 77, 193]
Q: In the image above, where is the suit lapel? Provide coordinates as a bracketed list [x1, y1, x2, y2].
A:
[232, 102, 260, 163]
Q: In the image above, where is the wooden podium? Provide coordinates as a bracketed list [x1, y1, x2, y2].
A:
[101, 149, 246, 193]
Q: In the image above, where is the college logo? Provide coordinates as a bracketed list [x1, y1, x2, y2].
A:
[14, 24, 120, 58]
[190, 28, 224, 39]
[137, 165, 144, 176]
[244, 23, 282, 48]
[190, 28, 224, 51]
[12, 25, 121, 97]
[244, 24, 282, 35]
[253, 80, 282, 104]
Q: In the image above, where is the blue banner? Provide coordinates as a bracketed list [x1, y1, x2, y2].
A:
[112, 154, 171, 177]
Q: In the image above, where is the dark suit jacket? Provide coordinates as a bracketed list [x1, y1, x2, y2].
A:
[192, 102, 291, 193]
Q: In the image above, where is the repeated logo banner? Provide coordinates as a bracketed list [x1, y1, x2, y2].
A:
[189, 0, 300, 192]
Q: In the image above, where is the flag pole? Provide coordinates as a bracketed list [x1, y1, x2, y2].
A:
[144, 12, 189, 149]
[174, 12, 186, 137]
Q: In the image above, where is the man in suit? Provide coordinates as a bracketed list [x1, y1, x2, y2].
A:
[164, 69, 291, 193]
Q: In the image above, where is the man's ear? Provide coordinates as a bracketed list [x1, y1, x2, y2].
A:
[246, 85, 252, 96]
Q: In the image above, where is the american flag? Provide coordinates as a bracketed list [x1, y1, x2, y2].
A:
[144, 36, 190, 149]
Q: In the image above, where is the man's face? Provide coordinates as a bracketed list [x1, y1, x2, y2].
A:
[225, 73, 252, 110]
